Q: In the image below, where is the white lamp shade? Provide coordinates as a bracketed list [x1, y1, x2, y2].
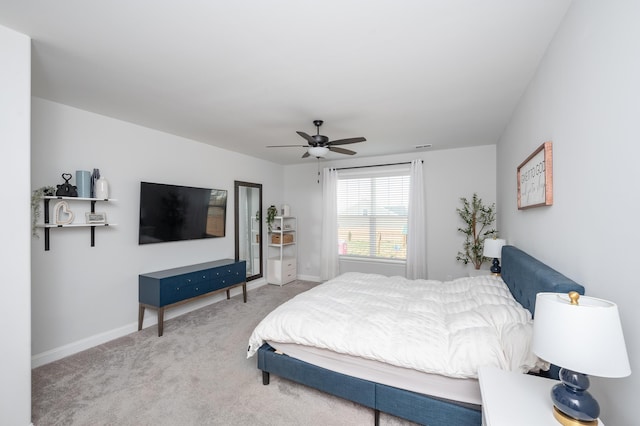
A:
[532, 292, 631, 378]
[308, 146, 329, 157]
[483, 238, 506, 258]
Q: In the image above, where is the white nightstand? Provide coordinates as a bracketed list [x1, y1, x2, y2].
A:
[467, 269, 492, 277]
[478, 366, 604, 426]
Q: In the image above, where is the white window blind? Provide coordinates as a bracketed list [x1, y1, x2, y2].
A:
[337, 165, 410, 260]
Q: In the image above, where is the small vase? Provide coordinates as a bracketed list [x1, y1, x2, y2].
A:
[95, 177, 109, 199]
[76, 170, 91, 198]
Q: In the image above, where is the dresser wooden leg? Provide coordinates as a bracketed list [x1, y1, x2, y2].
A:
[138, 305, 145, 331]
[158, 307, 164, 337]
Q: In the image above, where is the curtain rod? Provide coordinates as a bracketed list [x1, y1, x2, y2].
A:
[334, 160, 422, 171]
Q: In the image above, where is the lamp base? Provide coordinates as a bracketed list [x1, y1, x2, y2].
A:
[552, 369, 600, 423]
[490, 258, 501, 274]
[553, 406, 598, 426]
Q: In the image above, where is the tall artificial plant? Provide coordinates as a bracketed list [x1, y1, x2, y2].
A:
[455, 193, 497, 270]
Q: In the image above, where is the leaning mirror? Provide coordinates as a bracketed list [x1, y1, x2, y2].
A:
[234, 181, 263, 281]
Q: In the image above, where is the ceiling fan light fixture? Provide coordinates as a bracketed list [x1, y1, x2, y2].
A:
[268, 120, 364, 158]
[308, 146, 329, 158]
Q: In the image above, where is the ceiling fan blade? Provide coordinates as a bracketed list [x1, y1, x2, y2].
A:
[266, 145, 308, 148]
[328, 137, 366, 146]
[301, 151, 310, 158]
[329, 146, 356, 155]
[296, 131, 315, 145]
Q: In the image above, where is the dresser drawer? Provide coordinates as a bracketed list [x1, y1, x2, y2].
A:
[160, 271, 209, 303]
[281, 266, 297, 283]
[269, 257, 296, 270]
[161, 282, 196, 305]
[211, 264, 237, 278]
[268, 258, 297, 284]
[176, 270, 211, 285]
[282, 259, 296, 272]
[193, 280, 216, 296]
[212, 263, 245, 288]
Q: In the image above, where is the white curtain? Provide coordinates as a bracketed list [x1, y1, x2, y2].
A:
[406, 159, 427, 279]
[320, 167, 339, 281]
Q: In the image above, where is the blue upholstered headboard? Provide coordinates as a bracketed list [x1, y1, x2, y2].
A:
[500, 245, 585, 316]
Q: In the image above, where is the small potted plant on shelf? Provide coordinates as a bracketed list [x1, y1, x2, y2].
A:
[31, 186, 56, 237]
[455, 193, 497, 270]
[266, 205, 278, 233]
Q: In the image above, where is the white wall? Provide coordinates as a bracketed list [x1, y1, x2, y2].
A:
[0, 24, 32, 426]
[30, 98, 283, 364]
[284, 145, 496, 282]
[497, 1, 639, 424]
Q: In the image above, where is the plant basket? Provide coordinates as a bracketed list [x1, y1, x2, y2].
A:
[271, 234, 294, 244]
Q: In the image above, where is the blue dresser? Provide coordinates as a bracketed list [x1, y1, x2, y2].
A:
[138, 259, 247, 336]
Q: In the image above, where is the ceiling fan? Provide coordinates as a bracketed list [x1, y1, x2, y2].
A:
[267, 120, 366, 158]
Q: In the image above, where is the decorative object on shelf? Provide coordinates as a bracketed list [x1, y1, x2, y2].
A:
[266, 205, 277, 232]
[517, 141, 553, 209]
[90, 168, 100, 198]
[55, 173, 78, 197]
[94, 176, 109, 199]
[85, 212, 107, 224]
[281, 204, 290, 217]
[455, 193, 497, 270]
[533, 292, 630, 426]
[271, 233, 294, 244]
[53, 201, 75, 225]
[31, 185, 56, 237]
[482, 238, 506, 274]
[76, 170, 91, 198]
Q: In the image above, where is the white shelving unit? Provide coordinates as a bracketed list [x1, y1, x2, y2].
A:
[267, 216, 297, 286]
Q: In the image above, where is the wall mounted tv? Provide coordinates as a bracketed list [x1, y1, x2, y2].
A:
[138, 182, 227, 245]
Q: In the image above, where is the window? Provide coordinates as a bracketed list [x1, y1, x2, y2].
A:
[337, 166, 410, 260]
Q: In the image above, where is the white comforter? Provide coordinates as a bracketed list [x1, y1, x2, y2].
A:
[247, 272, 546, 379]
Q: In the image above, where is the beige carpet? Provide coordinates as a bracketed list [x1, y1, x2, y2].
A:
[32, 280, 418, 426]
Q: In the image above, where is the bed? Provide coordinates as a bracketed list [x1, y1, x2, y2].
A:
[248, 245, 584, 425]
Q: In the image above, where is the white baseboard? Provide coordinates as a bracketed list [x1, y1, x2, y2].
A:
[296, 273, 322, 282]
[31, 279, 267, 369]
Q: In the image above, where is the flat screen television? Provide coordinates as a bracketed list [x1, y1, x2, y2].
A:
[138, 182, 227, 245]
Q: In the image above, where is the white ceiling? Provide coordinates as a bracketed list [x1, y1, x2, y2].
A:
[0, 1, 571, 165]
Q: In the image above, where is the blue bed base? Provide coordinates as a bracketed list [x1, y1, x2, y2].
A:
[256, 245, 584, 425]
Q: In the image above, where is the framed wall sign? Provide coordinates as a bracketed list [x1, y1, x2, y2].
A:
[85, 212, 107, 224]
[517, 141, 553, 209]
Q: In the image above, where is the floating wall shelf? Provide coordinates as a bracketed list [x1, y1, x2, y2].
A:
[37, 196, 117, 251]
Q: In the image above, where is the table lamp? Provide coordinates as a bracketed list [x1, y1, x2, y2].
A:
[482, 238, 506, 274]
[532, 292, 631, 426]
